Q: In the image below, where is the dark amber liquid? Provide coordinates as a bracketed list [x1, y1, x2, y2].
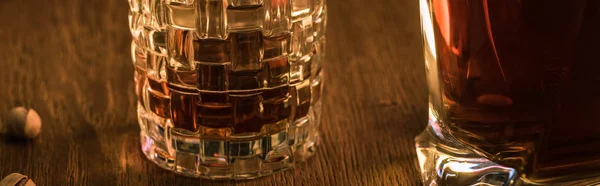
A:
[140, 65, 311, 139]
[429, 0, 600, 181]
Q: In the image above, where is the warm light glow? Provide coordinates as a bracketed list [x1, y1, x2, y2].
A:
[417, 146, 428, 175]
[433, 0, 450, 48]
[482, 0, 507, 82]
[420, 0, 437, 60]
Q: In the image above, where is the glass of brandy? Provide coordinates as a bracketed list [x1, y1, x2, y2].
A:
[416, 0, 600, 185]
[128, 0, 326, 179]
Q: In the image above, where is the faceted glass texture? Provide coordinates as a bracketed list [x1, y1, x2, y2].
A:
[129, 0, 327, 180]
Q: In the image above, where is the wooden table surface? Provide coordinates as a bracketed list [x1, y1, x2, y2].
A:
[0, 0, 427, 185]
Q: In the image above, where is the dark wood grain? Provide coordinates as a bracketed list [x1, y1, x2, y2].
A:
[0, 0, 427, 185]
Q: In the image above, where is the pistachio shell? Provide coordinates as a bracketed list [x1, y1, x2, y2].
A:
[5, 107, 41, 139]
[0, 173, 36, 186]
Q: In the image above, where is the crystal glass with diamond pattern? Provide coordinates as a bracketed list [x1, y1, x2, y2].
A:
[128, 0, 326, 179]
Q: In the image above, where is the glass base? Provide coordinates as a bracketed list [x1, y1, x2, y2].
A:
[415, 124, 518, 186]
[415, 114, 600, 186]
[138, 104, 320, 180]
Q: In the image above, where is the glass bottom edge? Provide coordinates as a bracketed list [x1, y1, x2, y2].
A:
[140, 131, 320, 180]
[140, 128, 320, 180]
[415, 114, 600, 186]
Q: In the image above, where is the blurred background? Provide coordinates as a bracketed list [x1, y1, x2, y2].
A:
[0, 0, 427, 185]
